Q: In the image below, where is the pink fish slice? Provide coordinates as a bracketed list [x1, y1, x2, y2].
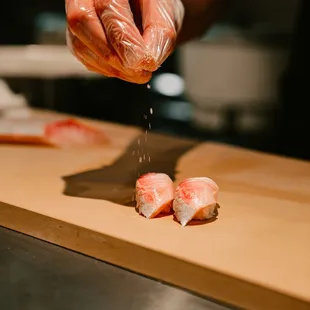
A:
[44, 118, 108, 148]
[135, 173, 174, 219]
[173, 177, 219, 227]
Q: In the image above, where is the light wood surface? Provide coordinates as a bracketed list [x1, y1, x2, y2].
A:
[0, 110, 310, 310]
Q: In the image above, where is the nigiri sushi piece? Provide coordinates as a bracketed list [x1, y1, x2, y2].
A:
[44, 118, 108, 148]
[135, 173, 174, 219]
[173, 177, 219, 227]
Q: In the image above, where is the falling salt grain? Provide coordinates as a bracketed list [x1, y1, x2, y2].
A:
[137, 139, 140, 145]
[139, 157, 142, 163]
[147, 84, 151, 89]
[150, 108, 153, 114]
[148, 156, 151, 162]
[148, 123, 151, 129]
[132, 150, 135, 156]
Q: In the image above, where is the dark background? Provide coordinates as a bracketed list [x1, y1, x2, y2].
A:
[0, 0, 308, 160]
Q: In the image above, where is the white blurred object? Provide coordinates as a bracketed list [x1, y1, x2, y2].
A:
[2, 107, 32, 119]
[179, 40, 288, 131]
[192, 108, 225, 131]
[0, 45, 102, 78]
[152, 73, 184, 97]
[0, 79, 27, 109]
[0, 79, 32, 118]
[179, 0, 298, 133]
[180, 41, 288, 109]
[237, 111, 268, 132]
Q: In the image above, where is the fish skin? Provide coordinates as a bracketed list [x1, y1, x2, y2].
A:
[136, 172, 174, 219]
[173, 177, 219, 226]
[44, 118, 108, 148]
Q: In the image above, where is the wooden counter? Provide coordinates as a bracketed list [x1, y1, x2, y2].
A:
[0, 110, 309, 310]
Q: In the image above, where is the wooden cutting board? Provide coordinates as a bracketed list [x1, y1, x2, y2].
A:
[1, 110, 310, 310]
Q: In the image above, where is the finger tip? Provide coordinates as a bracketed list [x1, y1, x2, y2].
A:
[117, 70, 152, 85]
[140, 53, 159, 72]
[127, 53, 158, 73]
[136, 71, 152, 84]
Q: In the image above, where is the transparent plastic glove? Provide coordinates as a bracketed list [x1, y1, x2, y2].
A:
[65, 0, 184, 84]
[139, 0, 185, 69]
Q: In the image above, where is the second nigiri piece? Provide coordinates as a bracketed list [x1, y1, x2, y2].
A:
[135, 173, 174, 219]
[173, 177, 219, 227]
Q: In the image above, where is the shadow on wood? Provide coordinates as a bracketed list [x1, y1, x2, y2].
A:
[62, 133, 199, 206]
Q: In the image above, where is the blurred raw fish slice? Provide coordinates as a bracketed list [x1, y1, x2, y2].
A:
[44, 118, 108, 148]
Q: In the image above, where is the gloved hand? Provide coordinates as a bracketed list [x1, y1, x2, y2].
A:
[65, 0, 184, 84]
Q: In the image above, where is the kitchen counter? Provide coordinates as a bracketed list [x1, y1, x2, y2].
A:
[1, 109, 310, 310]
[0, 226, 231, 310]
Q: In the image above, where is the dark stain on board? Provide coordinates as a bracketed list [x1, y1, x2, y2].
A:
[62, 133, 198, 206]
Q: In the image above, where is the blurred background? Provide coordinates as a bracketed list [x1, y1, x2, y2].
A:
[0, 0, 306, 158]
